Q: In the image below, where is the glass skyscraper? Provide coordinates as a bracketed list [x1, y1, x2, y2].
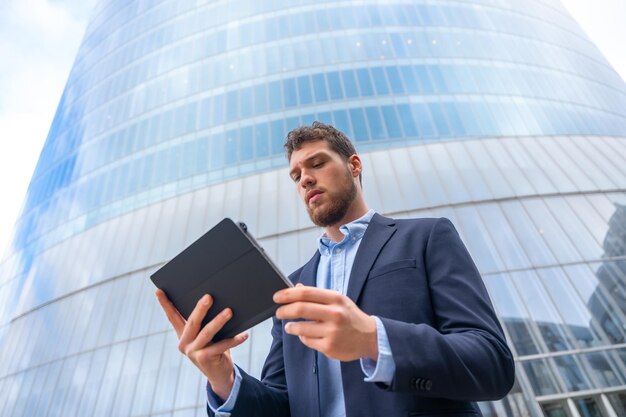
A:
[0, 0, 625, 416]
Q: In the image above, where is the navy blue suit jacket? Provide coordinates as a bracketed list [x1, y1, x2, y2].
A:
[208, 214, 514, 417]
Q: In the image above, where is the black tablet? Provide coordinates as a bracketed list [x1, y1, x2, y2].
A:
[150, 218, 293, 341]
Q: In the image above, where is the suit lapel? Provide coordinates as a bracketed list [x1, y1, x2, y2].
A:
[346, 213, 396, 303]
[298, 251, 320, 287]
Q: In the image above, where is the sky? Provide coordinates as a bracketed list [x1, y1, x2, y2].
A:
[0, 0, 625, 258]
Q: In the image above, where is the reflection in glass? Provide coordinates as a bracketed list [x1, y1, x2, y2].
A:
[537, 268, 607, 349]
[541, 402, 570, 417]
[574, 397, 603, 417]
[553, 355, 592, 392]
[484, 274, 542, 356]
[510, 271, 572, 352]
[607, 392, 626, 416]
[582, 351, 626, 388]
[522, 359, 561, 395]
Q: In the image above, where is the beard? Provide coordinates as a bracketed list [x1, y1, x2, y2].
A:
[307, 169, 358, 228]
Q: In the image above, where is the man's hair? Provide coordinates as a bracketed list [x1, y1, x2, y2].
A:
[284, 121, 357, 162]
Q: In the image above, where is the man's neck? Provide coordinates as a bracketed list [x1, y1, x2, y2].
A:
[324, 201, 369, 243]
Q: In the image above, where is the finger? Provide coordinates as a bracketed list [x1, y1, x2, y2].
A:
[297, 335, 325, 353]
[179, 294, 213, 346]
[284, 321, 327, 338]
[188, 308, 234, 351]
[156, 289, 186, 338]
[204, 332, 249, 356]
[275, 301, 339, 322]
[273, 286, 343, 305]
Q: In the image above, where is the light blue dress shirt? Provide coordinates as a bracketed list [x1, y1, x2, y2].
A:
[208, 210, 396, 416]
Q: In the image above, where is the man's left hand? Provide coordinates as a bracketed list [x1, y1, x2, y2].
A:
[274, 284, 378, 362]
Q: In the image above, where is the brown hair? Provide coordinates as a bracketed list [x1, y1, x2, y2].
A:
[284, 121, 357, 162]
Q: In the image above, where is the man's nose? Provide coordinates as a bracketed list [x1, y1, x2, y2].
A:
[299, 169, 315, 187]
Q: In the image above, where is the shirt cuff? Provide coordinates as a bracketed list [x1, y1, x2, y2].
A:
[360, 316, 396, 385]
[206, 366, 242, 416]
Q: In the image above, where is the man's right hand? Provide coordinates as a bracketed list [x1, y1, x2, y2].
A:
[155, 289, 248, 400]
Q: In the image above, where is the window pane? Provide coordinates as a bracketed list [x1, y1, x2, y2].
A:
[523, 359, 561, 395]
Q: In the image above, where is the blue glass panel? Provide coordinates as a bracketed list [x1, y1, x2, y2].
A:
[428, 102, 451, 136]
[240, 86, 253, 118]
[225, 130, 238, 165]
[268, 80, 283, 111]
[443, 102, 465, 136]
[327, 71, 343, 100]
[349, 108, 369, 142]
[226, 90, 238, 121]
[297, 76, 313, 105]
[356, 68, 375, 96]
[418, 5, 433, 25]
[396, 104, 418, 137]
[316, 9, 330, 31]
[385, 66, 404, 94]
[212, 94, 225, 125]
[400, 66, 419, 93]
[282, 78, 297, 108]
[370, 67, 389, 95]
[185, 102, 197, 133]
[164, 148, 179, 183]
[455, 102, 482, 136]
[312, 73, 329, 102]
[414, 66, 434, 93]
[332, 110, 352, 139]
[381, 105, 402, 138]
[180, 141, 196, 177]
[255, 123, 270, 158]
[316, 111, 333, 125]
[285, 116, 300, 134]
[239, 126, 254, 161]
[389, 33, 407, 57]
[365, 106, 386, 140]
[428, 66, 448, 93]
[411, 103, 436, 137]
[196, 137, 209, 171]
[254, 84, 268, 114]
[341, 70, 359, 98]
[300, 113, 316, 126]
[210, 132, 225, 169]
[270, 119, 285, 154]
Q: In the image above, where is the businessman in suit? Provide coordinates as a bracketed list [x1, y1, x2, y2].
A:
[156, 122, 515, 417]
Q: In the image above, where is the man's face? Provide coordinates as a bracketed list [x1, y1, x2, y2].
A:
[288, 141, 358, 227]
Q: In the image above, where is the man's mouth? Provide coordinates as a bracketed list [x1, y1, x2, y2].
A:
[307, 190, 323, 204]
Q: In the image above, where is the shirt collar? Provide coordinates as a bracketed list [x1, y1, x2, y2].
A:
[318, 209, 375, 255]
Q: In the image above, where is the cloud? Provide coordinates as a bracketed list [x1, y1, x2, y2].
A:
[0, 0, 95, 258]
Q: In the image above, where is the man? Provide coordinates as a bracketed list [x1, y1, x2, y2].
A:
[156, 122, 515, 417]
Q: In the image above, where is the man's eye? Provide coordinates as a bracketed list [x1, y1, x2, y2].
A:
[313, 161, 324, 168]
[292, 175, 300, 183]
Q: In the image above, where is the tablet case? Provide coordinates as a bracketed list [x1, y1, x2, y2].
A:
[150, 218, 293, 341]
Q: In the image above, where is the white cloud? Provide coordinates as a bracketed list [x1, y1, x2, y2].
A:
[0, 0, 95, 258]
[560, 0, 626, 82]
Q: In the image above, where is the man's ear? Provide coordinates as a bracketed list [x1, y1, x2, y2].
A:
[348, 154, 362, 178]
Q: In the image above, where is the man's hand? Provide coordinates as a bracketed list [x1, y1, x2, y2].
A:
[273, 285, 378, 362]
[155, 289, 248, 400]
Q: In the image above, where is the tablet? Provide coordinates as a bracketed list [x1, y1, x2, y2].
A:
[150, 218, 293, 342]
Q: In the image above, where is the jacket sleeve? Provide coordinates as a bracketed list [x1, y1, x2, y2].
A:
[207, 315, 290, 417]
[379, 217, 515, 401]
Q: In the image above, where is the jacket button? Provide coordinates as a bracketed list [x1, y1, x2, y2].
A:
[425, 380, 432, 391]
[410, 378, 417, 389]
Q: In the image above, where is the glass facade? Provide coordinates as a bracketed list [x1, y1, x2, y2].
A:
[0, 1, 625, 416]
